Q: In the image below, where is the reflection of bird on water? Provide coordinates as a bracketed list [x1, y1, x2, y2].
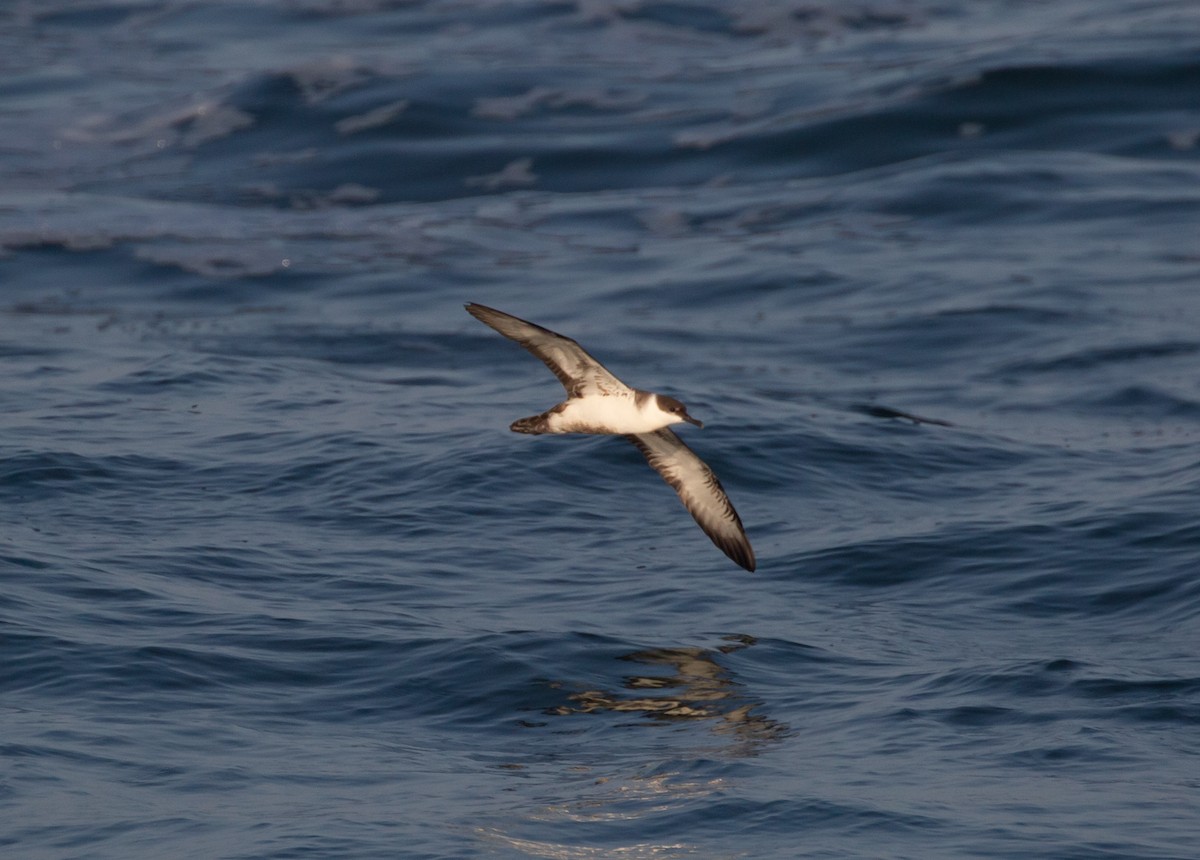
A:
[544, 634, 787, 746]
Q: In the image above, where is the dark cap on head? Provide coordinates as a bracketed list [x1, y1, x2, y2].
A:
[657, 394, 703, 427]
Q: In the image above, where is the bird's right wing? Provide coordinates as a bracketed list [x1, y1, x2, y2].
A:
[466, 303, 629, 397]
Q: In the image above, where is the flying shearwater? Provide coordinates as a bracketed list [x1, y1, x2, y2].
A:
[465, 303, 755, 571]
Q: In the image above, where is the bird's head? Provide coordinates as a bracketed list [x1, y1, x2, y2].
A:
[657, 395, 703, 428]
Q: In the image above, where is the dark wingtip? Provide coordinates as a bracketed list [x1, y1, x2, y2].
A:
[717, 537, 755, 571]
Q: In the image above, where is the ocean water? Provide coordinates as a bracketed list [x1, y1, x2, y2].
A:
[3, 1, 1200, 858]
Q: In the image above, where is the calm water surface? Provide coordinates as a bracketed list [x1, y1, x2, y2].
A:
[2, 1, 1199, 858]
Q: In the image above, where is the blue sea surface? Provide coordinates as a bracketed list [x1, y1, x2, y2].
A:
[2, 1, 1199, 858]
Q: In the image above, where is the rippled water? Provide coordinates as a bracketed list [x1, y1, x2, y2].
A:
[3, 1, 1199, 858]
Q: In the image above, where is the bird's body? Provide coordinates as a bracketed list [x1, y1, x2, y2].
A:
[511, 389, 691, 436]
[465, 302, 755, 571]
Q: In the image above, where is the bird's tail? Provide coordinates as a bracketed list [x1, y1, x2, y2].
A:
[510, 414, 549, 434]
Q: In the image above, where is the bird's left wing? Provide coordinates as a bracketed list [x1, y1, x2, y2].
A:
[626, 429, 755, 571]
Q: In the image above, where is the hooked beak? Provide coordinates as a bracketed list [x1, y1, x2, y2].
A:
[683, 414, 704, 428]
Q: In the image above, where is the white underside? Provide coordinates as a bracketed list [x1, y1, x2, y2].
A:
[547, 394, 680, 434]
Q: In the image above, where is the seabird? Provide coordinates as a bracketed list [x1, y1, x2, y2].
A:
[465, 303, 755, 571]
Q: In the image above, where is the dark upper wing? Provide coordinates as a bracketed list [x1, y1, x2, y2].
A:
[626, 429, 755, 572]
[465, 303, 629, 397]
